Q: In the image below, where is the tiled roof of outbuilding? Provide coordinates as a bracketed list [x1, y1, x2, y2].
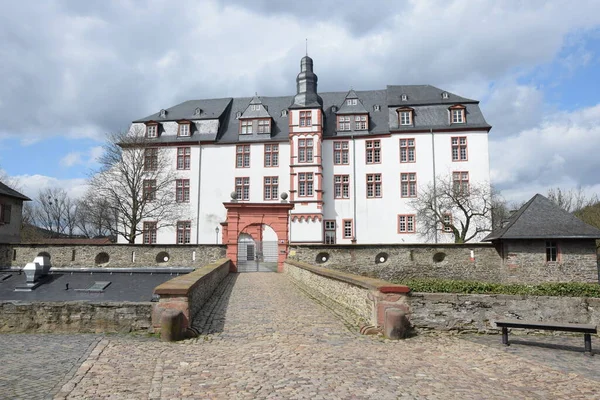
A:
[484, 194, 600, 240]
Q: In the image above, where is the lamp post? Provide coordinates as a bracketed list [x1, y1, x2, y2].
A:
[215, 226, 220, 244]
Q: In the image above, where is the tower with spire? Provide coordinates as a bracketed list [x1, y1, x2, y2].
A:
[288, 55, 325, 242]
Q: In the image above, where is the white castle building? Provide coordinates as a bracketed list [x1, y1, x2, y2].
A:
[122, 56, 491, 248]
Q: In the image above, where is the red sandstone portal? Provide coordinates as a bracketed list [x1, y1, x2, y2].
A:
[222, 202, 294, 272]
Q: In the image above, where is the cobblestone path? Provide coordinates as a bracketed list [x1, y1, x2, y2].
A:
[3, 273, 600, 399]
[0, 333, 101, 399]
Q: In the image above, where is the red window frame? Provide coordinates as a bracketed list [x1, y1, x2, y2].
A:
[337, 115, 350, 131]
[235, 177, 250, 201]
[398, 215, 415, 233]
[176, 221, 191, 244]
[400, 173, 417, 198]
[144, 148, 158, 171]
[334, 175, 350, 199]
[146, 123, 158, 138]
[176, 179, 190, 203]
[400, 138, 415, 163]
[333, 141, 349, 165]
[298, 172, 314, 197]
[264, 176, 279, 200]
[143, 221, 157, 244]
[298, 138, 314, 163]
[143, 179, 156, 201]
[299, 111, 312, 127]
[177, 122, 191, 137]
[264, 144, 279, 167]
[236, 145, 250, 168]
[365, 140, 381, 164]
[343, 219, 353, 239]
[442, 213, 453, 233]
[451, 136, 468, 161]
[324, 220, 336, 244]
[240, 120, 252, 134]
[366, 173, 382, 198]
[452, 171, 469, 195]
[354, 114, 368, 130]
[258, 119, 271, 134]
[177, 147, 191, 170]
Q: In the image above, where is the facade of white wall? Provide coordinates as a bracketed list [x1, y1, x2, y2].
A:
[121, 57, 492, 245]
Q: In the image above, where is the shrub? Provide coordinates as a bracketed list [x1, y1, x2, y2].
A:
[393, 278, 600, 297]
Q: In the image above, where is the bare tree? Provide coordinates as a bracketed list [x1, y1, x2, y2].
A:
[410, 174, 494, 243]
[547, 187, 598, 213]
[89, 129, 185, 243]
[34, 188, 77, 237]
[75, 193, 116, 238]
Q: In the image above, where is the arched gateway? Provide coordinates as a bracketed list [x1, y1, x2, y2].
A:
[221, 202, 294, 272]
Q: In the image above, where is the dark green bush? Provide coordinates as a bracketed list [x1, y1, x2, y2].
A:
[393, 278, 600, 297]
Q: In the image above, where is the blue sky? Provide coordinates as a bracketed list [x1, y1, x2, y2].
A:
[1, 0, 600, 203]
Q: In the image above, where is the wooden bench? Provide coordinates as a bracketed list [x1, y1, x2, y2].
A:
[495, 320, 597, 355]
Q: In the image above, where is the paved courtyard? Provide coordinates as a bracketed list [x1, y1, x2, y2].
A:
[1, 273, 600, 399]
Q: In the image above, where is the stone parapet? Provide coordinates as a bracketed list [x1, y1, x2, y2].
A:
[0, 301, 152, 333]
[152, 258, 231, 336]
[284, 260, 410, 329]
[289, 243, 599, 284]
[1, 243, 226, 268]
[410, 292, 600, 333]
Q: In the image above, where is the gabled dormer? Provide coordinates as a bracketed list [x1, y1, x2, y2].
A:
[239, 95, 273, 135]
[396, 107, 414, 127]
[177, 119, 192, 137]
[336, 90, 369, 132]
[449, 104, 467, 124]
[144, 121, 160, 138]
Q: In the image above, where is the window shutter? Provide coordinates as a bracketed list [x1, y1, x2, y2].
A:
[1, 204, 10, 224]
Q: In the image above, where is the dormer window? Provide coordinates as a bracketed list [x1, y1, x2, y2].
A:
[236, 111, 242, 119]
[251, 104, 261, 111]
[397, 107, 414, 126]
[281, 109, 288, 117]
[449, 105, 466, 124]
[240, 120, 252, 134]
[401, 94, 408, 101]
[178, 121, 191, 137]
[194, 107, 202, 116]
[146, 123, 158, 138]
[373, 105, 381, 112]
[159, 109, 167, 118]
[354, 115, 367, 130]
[258, 119, 271, 134]
[442, 92, 449, 99]
[338, 116, 350, 131]
[331, 105, 338, 113]
[346, 99, 358, 106]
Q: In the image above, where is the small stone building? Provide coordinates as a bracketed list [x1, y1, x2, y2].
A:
[484, 194, 600, 283]
[0, 182, 30, 244]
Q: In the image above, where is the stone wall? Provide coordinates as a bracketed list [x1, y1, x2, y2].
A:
[502, 239, 599, 283]
[152, 258, 231, 332]
[0, 243, 226, 268]
[289, 243, 599, 284]
[284, 260, 410, 328]
[410, 292, 600, 333]
[0, 301, 152, 333]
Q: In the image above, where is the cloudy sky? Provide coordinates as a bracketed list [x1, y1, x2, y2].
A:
[1, 0, 600, 203]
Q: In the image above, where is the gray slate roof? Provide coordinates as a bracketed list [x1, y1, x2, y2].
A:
[336, 89, 370, 115]
[0, 181, 30, 201]
[132, 85, 491, 144]
[133, 98, 232, 122]
[484, 194, 600, 241]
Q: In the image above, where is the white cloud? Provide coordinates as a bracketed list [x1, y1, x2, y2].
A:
[14, 174, 89, 200]
[59, 146, 105, 168]
[491, 103, 600, 201]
